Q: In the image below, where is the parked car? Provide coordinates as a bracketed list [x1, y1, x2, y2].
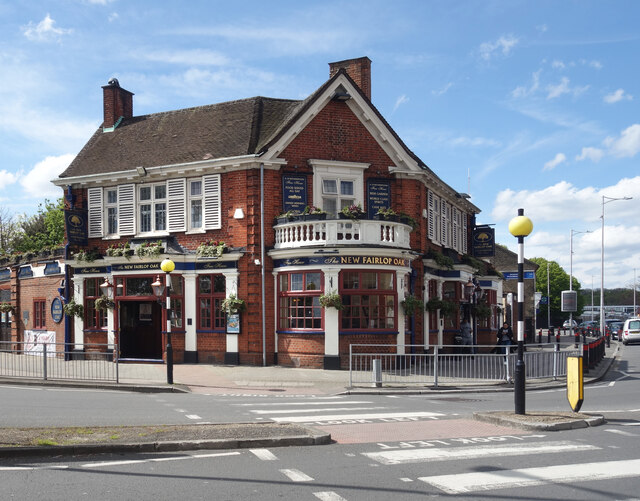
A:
[563, 319, 578, 329]
[621, 318, 640, 345]
[578, 321, 598, 335]
[609, 321, 624, 340]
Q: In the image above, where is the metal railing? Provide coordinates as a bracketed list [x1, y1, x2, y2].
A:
[0, 341, 118, 383]
[349, 344, 585, 387]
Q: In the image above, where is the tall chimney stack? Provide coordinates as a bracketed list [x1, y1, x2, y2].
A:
[102, 78, 134, 130]
[329, 57, 371, 100]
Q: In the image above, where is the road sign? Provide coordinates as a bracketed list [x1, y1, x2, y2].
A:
[539, 296, 548, 305]
[561, 290, 577, 312]
[567, 356, 584, 412]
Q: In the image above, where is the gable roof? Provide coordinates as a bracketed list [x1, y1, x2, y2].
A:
[59, 96, 305, 178]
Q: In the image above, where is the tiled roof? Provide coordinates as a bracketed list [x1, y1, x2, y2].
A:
[59, 96, 304, 178]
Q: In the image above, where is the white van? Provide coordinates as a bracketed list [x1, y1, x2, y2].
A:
[621, 318, 640, 345]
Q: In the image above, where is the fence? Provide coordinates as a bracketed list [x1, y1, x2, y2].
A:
[0, 341, 118, 383]
[349, 344, 586, 388]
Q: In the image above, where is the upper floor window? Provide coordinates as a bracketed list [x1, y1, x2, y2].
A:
[87, 174, 221, 239]
[189, 179, 203, 230]
[309, 159, 368, 217]
[106, 189, 118, 235]
[139, 183, 166, 233]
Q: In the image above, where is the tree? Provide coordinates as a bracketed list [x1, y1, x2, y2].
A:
[0, 207, 20, 256]
[530, 257, 585, 327]
[12, 199, 65, 254]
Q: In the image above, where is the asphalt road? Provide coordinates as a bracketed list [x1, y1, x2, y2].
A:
[1, 342, 639, 500]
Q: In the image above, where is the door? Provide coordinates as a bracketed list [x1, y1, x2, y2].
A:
[119, 301, 163, 359]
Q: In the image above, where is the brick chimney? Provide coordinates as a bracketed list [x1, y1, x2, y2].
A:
[101, 78, 134, 130]
[329, 57, 371, 100]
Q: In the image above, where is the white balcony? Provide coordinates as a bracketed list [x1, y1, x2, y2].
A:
[273, 218, 412, 250]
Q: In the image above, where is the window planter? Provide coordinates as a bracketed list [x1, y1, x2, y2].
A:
[196, 240, 228, 258]
[135, 241, 164, 259]
[340, 203, 365, 220]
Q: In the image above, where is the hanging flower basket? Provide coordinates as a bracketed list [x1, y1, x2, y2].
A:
[94, 295, 115, 311]
[221, 294, 246, 314]
[0, 302, 14, 314]
[401, 294, 424, 316]
[63, 299, 84, 318]
[319, 293, 344, 310]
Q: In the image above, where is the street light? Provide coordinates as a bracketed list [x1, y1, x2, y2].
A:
[601, 195, 632, 347]
[509, 208, 533, 415]
[570, 229, 592, 347]
[464, 278, 482, 352]
[153, 259, 175, 384]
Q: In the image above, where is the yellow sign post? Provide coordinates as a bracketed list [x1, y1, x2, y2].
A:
[567, 356, 584, 412]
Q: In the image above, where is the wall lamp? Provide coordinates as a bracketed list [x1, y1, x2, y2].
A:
[233, 208, 245, 219]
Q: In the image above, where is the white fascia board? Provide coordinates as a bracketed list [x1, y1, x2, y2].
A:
[53, 154, 284, 188]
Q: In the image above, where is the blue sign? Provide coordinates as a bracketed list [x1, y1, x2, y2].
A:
[367, 179, 391, 219]
[503, 271, 536, 280]
[282, 175, 308, 214]
[18, 266, 33, 279]
[65, 209, 88, 246]
[44, 262, 61, 275]
[51, 297, 63, 323]
[539, 296, 549, 305]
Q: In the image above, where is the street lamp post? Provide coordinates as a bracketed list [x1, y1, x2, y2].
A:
[601, 195, 632, 347]
[509, 208, 533, 415]
[152, 258, 176, 384]
[570, 229, 591, 347]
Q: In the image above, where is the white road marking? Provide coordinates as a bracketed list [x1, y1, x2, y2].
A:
[314, 492, 348, 501]
[250, 449, 278, 461]
[622, 422, 640, 426]
[400, 478, 413, 482]
[363, 441, 598, 465]
[174, 409, 187, 413]
[251, 407, 385, 414]
[280, 468, 314, 482]
[185, 414, 202, 420]
[605, 429, 638, 436]
[0, 465, 68, 471]
[271, 411, 443, 423]
[82, 451, 240, 468]
[235, 400, 372, 406]
[419, 459, 640, 494]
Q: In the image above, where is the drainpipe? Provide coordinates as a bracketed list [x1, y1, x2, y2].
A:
[63, 185, 74, 360]
[260, 163, 266, 366]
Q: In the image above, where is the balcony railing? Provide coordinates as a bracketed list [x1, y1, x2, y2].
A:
[274, 218, 412, 250]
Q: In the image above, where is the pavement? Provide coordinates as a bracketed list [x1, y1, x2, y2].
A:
[0, 342, 620, 458]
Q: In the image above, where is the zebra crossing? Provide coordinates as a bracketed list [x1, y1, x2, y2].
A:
[235, 395, 445, 425]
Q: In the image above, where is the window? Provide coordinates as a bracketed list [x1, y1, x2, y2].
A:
[341, 271, 396, 331]
[189, 179, 203, 230]
[309, 160, 367, 217]
[105, 189, 118, 235]
[169, 276, 184, 329]
[139, 183, 167, 233]
[278, 272, 323, 330]
[33, 299, 46, 329]
[197, 275, 226, 330]
[84, 278, 107, 329]
[321, 179, 355, 216]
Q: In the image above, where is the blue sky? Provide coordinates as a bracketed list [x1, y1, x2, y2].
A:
[1, 0, 639, 290]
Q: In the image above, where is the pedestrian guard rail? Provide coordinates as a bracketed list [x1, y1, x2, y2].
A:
[349, 342, 605, 388]
[0, 341, 118, 383]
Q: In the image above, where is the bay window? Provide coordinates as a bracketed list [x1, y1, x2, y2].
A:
[341, 271, 396, 331]
[278, 271, 323, 331]
[197, 274, 226, 330]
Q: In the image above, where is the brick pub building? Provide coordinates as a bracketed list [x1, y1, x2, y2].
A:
[54, 57, 502, 369]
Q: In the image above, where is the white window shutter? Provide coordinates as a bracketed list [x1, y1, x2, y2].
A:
[462, 213, 468, 254]
[203, 174, 221, 230]
[167, 178, 186, 232]
[118, 184, 136, 236]
[452, 207, 459, 251]
[427, 190, 435, 240]
[441, 201, 448, 246]
[88, 187, 103, 238]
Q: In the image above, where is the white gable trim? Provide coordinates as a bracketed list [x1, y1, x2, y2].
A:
[259, 74, 423, 173]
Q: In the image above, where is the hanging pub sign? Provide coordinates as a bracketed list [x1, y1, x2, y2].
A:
[472, 226, 495, 257]
[367, 179, 391, 219]
[65, 209, 88, 247]
[282, 175, 307, 214]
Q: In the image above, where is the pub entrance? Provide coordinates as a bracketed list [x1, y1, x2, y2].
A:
[118, 300, 163, 360]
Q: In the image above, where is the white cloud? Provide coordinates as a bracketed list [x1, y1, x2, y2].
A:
[0, 170, 21, 189]
[608, 124, 640, 158]
[393, 94, 409, 112]
[511, 69, 541, 98]
[22, 14, 72, 42]
[491, 177, 640, 224]
[543, 152, 566, 171]
[479, 35, 519, 61]
[432, 82, 453, 96]
[134, 49, 230, 66]
[108, 12, 119, 22]
[546, 77, 589, 99]
[449, 136, 501, 148]
[576, 147, 604, 163]
[604, 88, 633, 104]
[551, 60, 565, 69]
[19, 154, 75, 198]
